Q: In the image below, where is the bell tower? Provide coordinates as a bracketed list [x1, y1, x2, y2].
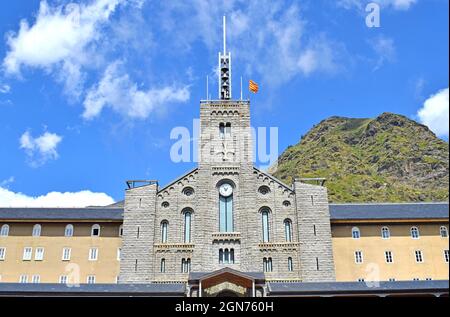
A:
[193, 16, 258, 273]
[219, 16, 232, 100]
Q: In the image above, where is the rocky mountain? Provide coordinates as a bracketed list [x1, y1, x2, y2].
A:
[271, 112, 449, 203]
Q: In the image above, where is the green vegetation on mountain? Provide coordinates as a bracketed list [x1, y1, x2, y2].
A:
[271, 113, 449, 203]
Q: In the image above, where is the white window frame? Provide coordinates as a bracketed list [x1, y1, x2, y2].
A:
[19, 275, 28, 283]
[59, 275, 68, 284]
[35, 247, 45, 261]
[0, 247, 6, 260]
[32, 275, 40, 283]
[352, 227, 360, 239]
[22, 247, 32, 261]
[385, 251, 394, 263]
[62, 247, 71, 261]
[440, 226, 448, 238]
[381, 227, 390, 239]
[0, 224, 9, 237]
[89, 247, 98, 261]
[415, 250, 424, 263]
[32, 224, 41, 237]
[86, 275, 96, 284]
[411, 227, 420, 239]
[117, 248, 121, 261]
[354, 251, 363, 264]
[65, 224, 74, 237]
[91, 224, 101, 237]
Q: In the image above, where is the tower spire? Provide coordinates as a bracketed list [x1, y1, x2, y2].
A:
[219, 15, 232, 100]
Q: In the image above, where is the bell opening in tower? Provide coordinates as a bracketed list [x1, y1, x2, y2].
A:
[219, 15, 232, 100]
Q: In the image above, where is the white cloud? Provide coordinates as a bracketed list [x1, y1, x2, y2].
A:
[2, 0, 191, 120]
[20, 130, 63, 167]
[0, 83, 10, 93]
[417, 88, 449, 138]
[3, 0, 123, 99]
[0, 187, 114, 207]
[83, 61, 190, 119]
[369, 35, 396, 71]
[157, 1, 349, 88]
[3, 0, 121, 74]
[0, 177, 15, 188]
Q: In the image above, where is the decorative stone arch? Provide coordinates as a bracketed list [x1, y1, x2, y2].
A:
[191, 268, 264, 297]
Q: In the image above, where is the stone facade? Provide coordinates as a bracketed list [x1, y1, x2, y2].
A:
[119, 19, 336, 286]
[119, 99, 336, 285]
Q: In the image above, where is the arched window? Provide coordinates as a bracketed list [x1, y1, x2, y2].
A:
[181, 258, 191, 273]
[32, 224, 41, 237]
[440, 226, 448, 238]
[91, 224, 100, 237]
[219, 183, 233, 232]
[183, 210, 192, 243]
[284, 219, 293, 242]
[381, 226, 390, 239]
[219, 123, 225, 139]
[262, 209, 270, 243]
[352, 227, 360, 239]
[64, 224, 74, 237]
[160, 259, 166, 273]
[224, 248, 230, 263]
[119, 225, 123, 237]
[219, 248, 235, 264]
[161, 221, 168, 243]
[225, 122, 231, 137]
[288, 257, 293, 272]
[0, 224, 9, 237]
[263, 257, 273, 272]
[411, 227, 420, 239]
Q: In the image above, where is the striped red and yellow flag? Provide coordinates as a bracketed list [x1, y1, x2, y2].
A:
[249, 80, 259, 93]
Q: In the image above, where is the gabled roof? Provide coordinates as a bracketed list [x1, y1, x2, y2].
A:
[329, 202, 449, 221]
[0, 207, 123, 221]
[157, 168, 199, 193]
[253, 167, 294, 192]
[189, 268, 265, 282]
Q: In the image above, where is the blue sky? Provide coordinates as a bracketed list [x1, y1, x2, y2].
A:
[0, 0, 448, 206]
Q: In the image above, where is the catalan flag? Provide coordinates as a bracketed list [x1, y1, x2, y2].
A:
[249, 80, 259, 93]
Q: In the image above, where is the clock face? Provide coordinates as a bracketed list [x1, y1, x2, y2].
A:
[219, 183, 233, 197]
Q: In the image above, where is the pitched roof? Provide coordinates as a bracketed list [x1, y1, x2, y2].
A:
[329, 202, 449, 221]
[0, 283, 185, 296]
[0, 202, 448, 221]
[0, 207, 123, 221]
[267, 280, 449, 296]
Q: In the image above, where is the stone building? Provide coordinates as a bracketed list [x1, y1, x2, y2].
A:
[0, 17, 448, 297]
